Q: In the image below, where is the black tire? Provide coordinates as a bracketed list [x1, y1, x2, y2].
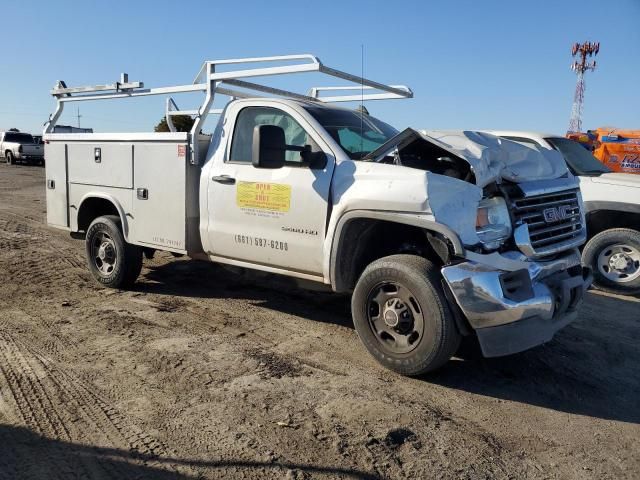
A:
[582, 228, 640, 295]
[351, 254, 460, 376]
[6, 152, 14, 165]
[85, 215, 142, 288]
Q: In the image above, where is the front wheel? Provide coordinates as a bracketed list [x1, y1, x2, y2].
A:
[351, 254, 460, 376]
[85, 215, 142, 288]
[582, 228, 640, 295]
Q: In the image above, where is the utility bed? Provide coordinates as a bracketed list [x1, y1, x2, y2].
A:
[45, 132, 210, 254]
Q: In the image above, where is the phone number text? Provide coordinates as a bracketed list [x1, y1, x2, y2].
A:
[234, 234, 289, 251]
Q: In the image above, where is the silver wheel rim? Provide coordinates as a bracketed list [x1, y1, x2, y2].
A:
[597, 243, 640, 283]
[366, 282, 425, 354]
[91, 232, 117, 277]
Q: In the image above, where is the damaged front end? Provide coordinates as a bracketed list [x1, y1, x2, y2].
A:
[365, 129, 592, 356]
[364, 128, 573, 249]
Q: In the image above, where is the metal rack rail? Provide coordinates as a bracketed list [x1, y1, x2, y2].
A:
[46, 54, 413, 164]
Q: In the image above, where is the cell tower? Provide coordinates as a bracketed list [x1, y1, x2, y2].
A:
[567, 41, 600, 133]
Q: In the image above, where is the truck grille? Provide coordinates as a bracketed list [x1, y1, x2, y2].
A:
[511, 189, 585, 257]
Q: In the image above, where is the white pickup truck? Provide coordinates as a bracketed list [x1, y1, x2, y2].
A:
[491, 131, 640, 295]
[44, 55, 591, 375]
[1, 131, 45, 165]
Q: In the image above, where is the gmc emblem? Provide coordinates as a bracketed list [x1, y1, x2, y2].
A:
[543, 205, 572, 223]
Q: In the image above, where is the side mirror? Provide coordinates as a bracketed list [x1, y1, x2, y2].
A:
[301, 145, 328, 169]
[252, 125, 285, 169]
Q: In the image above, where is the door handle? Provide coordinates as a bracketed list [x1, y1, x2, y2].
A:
[211, 175, 236, 185]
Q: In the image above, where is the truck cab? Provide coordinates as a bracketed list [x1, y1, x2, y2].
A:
[43, 55, 592, 376]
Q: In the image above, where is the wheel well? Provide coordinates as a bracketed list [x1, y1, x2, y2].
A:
[586, 210, 640, 239]
[333, 219, 453, 292]
[77, 198, 120, 232]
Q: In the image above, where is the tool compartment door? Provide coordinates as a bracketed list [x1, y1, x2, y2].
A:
[129, 142, 188, 252]
[45, 142, 69, 228]
[67, 143, 133, 188]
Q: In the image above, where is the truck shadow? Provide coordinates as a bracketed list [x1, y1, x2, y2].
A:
[137, 258, 354, 330]
[0, 424, 381, 479]
[137, 259, 640, 425]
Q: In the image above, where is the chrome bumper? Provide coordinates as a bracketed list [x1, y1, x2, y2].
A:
[441, 249, 592, 357]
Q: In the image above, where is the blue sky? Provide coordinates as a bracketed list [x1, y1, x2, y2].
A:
[1, 0, 638, 135]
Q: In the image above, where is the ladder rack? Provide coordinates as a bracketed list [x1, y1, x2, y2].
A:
[45, 54, 413, 165]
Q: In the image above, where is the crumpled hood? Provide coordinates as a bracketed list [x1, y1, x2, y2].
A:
[421, 130, 568, 187]
[367, 128, 569, 187]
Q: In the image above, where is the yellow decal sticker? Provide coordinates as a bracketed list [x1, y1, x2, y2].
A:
[236, 182, 291, 212]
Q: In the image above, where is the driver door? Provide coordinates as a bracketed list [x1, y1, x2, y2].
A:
[206, 105, 335, 276]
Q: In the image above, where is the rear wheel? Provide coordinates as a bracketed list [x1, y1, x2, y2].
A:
[351, 255, 460, 376]
[85, 215, 142, 288]
[582, 228, 640, 295]
[6, 152, 14, 165]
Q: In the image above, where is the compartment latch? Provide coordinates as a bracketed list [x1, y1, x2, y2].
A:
[136, 188, 148, 200]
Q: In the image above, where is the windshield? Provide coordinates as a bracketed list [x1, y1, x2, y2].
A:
[546, 137, 611, 175]
[304, 106, 398, 160]
[4, 132, 35, 144]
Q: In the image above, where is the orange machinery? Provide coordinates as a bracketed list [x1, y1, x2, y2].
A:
[568, 128, 640, 174]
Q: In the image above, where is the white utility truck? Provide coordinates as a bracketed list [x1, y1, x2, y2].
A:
[44, 55, 591, 375]
[490, 131, 640, 295]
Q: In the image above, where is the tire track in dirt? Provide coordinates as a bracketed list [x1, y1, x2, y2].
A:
[0, 208, 82, 256]
[0, 238, 88, 297]
[1, 255, 86, 292]
[0, 333, 71, 439]
[0, 217, 47, 251]
[0, 308, 81, 361]
[0, 330, 179, 479]
[0, 333, 92, 479]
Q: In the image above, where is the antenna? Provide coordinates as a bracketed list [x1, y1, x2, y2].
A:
[360, 44, 364, 155]
[76, 107, 82, 128]
[567, 41, 600, 133]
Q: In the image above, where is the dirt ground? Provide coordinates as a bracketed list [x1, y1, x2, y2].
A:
[0, 162, 638, 480]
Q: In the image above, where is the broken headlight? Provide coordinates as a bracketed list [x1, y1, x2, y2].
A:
[476, 197, 512, 250]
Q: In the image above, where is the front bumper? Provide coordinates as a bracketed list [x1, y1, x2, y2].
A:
[441, 249, 592, 357]
[15, 153, 44, 161]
